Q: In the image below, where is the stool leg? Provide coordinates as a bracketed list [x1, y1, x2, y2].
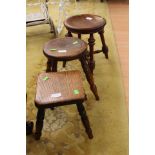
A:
[78, 34, 81, 39]
[98, 30, 109, 59]
[35, 108, 45, 140]
[76, 102, 93, 139]
[79, 53, 99, 100]
[65, 31, 73, 37]
[63, 31, 72, 67]
[52, 60, 57, 72]
[88, 33, 95, 73]
[63, 61, 67, 68]
[46, 59, 52, 72]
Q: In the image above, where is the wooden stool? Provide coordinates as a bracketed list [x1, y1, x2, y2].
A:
[34, 71, 93, 140]
[64, 14, 108, 73]
[43, 37, 99, 100]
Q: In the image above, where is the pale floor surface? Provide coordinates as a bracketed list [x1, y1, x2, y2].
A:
[108, 0, 129, 109]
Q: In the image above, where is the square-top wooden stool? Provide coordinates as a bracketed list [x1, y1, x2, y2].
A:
[34, 70, 93, 140]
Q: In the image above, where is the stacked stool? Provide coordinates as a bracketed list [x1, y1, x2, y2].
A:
[35, 71, 93, 140]
[64, 14, 108, 73]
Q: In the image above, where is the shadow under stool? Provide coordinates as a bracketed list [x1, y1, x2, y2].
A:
[43, 37, 99, 100]
[64, 14, 109, 73]
[34, 70, 93, 140]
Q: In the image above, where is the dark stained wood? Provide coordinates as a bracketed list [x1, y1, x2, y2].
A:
[76, 102, 93, 139]
[98, 30, 109, 59]
[78, 33, 81, 39]
[35, 71, 85, 105]
[88, 33, 95, 73]
[43, 37, 87, 60]
[43, 37, 99, 100]
[35, 108, 45, 140]
[51, 60, 57, 72]
[46, 59, 52, 72]
[64, 14, 106, 34]
[65, 31, 73, 37]
[79, 53, 99, 100]
[64, 14, 109, 72]
[34, 71, 93, 139]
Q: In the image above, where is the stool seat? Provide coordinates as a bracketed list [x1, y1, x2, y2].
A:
[35, 70, 85, 106]
[64, 14, 106, 34]
[34, 70, 94, 140]
[43, 37, 87, 60]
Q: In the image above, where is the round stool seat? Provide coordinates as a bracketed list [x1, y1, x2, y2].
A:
[64, 14, 106, 34]
[43, 37, 87, 60]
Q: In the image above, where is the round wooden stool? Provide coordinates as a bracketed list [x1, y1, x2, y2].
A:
[43, 37, 99, 100]
[64, 14, 108, 73]
[34, 71, 93, 140]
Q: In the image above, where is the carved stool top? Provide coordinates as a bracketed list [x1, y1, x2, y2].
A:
[43, 37, 87, 60]
[35, 70, 85, 106]
[64, 14, 106, 33]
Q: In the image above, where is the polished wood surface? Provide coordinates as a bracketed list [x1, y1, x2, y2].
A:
[43, 37, 87, 60]
[43, 37, 99, 100]
[64, 14, 106, 34]
[34, 71, 93, 140]
[64, 14, 109, 74]
[35, 71, 85, 106]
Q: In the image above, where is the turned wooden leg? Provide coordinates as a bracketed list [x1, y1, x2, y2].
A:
[76, 102, 93, 139]
[88, 33, 95, 73]
[51, 60, 57, 72]
[78, 33, 81, 39]
[46, 59, 52, 72]
[79, 53, 99, 100]
[63, 61, 67, 68]
[35, 108, 45, 140]
[98, 30, 109, 59]
[65, 31, 73, 37]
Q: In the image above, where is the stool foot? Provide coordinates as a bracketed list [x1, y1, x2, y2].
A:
[102, 45, 109, 59]
[80, 53, 99, 100]
[76, 102, 93, 139]
[99, 30, 109, 59]
[35, 108, 45, 140]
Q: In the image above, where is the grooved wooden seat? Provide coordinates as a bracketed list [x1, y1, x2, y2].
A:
[35, 71, 85, 106]
[64, 14, 106, 34]
[34, 71, 93, 140]
[43, 37, 87, 60]
[43, 37, 99, 100]
[64, 14, 109, 73]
